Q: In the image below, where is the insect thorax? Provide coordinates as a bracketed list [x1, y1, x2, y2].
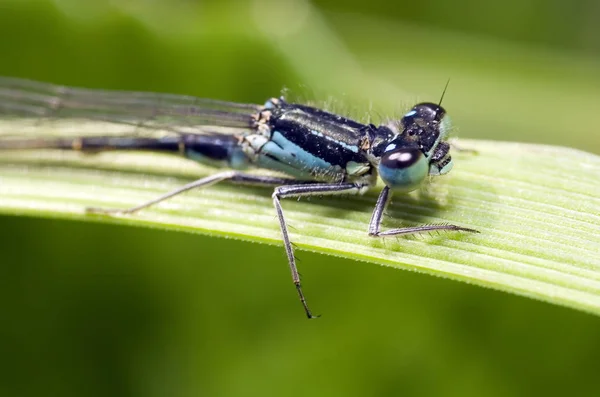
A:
[241, 100, 375, 182]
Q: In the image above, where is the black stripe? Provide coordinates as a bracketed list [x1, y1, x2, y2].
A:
[269, 109, 367, 167]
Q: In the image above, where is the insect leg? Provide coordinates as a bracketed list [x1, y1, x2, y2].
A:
[87, 171, 366, 319]
[368, 186, 478, 237]
[85, 171, 304, 214]
[272, 182, 367, 319]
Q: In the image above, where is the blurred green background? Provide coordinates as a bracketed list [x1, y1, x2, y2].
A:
[0, 0, 599, 396]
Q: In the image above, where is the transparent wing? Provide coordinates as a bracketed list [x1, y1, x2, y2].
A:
[0, 76, 261, 139]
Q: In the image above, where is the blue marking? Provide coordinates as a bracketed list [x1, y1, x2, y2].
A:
[257, 130, 344, 181]
[309, 129, 358, 153]
[256, 153, 307, 179]
[403, 110, 417, 117]
[228, 147, 251, 169]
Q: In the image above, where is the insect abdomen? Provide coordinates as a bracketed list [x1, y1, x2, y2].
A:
[183, 134, 250, 170]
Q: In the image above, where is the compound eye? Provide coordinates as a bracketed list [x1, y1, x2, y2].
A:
[411, 102, 446, 123]
[378, 147, 429, 192]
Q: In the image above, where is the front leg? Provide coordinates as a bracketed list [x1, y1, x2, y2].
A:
[368, 186, 478, 237]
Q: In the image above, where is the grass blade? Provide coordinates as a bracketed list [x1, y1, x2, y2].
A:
[1, 120, 599, 314]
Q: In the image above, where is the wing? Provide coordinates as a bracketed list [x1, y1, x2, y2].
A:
[0, 76, 260, 138]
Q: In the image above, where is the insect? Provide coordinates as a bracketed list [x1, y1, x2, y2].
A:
[0, 76, 477, 318]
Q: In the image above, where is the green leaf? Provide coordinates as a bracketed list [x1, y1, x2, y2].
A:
[1, 121, 599, 315]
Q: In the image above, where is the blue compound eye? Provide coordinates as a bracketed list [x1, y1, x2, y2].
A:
[378, 147, 429, 192]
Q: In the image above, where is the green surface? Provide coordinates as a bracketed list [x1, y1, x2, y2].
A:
[1, 135, 600, 315]
[1, 1, 599, 396]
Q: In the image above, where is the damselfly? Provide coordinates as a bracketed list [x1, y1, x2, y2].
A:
[0, 77, 477, 318]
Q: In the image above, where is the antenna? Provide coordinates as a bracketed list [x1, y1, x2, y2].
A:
[438, 79, 450, 106]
